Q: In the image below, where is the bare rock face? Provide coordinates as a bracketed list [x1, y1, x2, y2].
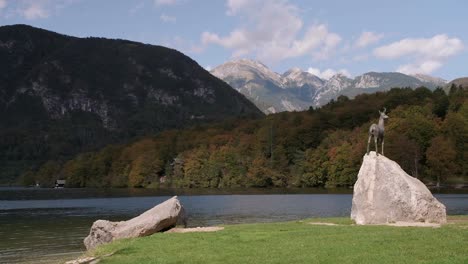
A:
[351, 152, 446, 225]
[84, 196, 185, 250]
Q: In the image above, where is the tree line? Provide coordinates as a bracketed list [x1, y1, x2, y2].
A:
[22, 86, 467, 188]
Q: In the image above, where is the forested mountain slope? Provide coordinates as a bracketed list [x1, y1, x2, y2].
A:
[0, 25, 263, 183]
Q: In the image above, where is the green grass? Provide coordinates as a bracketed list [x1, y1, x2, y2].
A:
[87, 216, 468, 264]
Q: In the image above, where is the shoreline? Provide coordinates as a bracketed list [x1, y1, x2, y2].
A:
[69, 215, 468, 264]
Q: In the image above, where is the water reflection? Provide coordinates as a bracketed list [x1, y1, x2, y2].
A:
[0, 187, 355, 200]
[0, 188, 467, 264]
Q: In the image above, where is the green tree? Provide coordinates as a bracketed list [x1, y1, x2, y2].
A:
[442, 104, 468, 178]
[18, 170, 36, 186]
[386, 134, 421, 178]
[35, 160, 61, 187]
[325, 142, 358, 187]
[432, 88, 449, 118]
[61, 153, 93, 187]
[426, 136, 458, 187]
[387, 105, 438, 153]
[301, 148, 328, 187]
[128, 153, 164, 187]
[215, 145, 247, 188]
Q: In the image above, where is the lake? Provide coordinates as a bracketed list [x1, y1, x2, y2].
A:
[1, 187, 467, 263]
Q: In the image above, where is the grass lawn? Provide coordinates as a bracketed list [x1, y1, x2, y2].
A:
[87, 216, 468, 264]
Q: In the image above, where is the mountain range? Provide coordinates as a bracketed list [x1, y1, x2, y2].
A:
[211, 59, 448, 113]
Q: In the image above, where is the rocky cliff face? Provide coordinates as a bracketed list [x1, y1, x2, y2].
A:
[0, 25, 263, 183]
[0, 25, 262, 129]
[211, 59, 313, 113]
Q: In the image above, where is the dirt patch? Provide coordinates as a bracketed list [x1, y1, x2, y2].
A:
[65, 256, 99, 264]
[65, 252, 115, 264]
[165, 226, 225, 233]
[308, 222, 342, 226]
[308, 221, 443, 228]
[447, 219, 468, 224]
[385, 222, 441, 228]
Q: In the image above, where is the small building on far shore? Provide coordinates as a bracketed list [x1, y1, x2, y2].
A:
[55, 180, 66, 188]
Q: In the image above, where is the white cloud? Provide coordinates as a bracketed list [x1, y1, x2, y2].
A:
[205, 65, 212, 71]
[353, 54, 369, 61]
[287, 24, 341, 61]
[22, 2, 49, 19]
[226, 0, 249, 15]
[0, 0, 7, 10]
[154, 0, 177, 6]
[201, 0, 341, 63]
[374, 34, 463, 59]
[202, 30, 250, 57]
[355, 31, 384, 48]
[397, 60, 443, 75]
[374, 34, 464, 74]
[307, 67, 351, 80]
[160, 13, 176, 23]
[2, 0, 75, 20]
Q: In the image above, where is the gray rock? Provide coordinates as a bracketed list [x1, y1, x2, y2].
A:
[351, 152, 446, 225]
[84, 196, 184, 250]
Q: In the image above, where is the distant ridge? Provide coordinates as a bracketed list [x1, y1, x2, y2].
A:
[448, 77, 468, 88]
[211, 59, 449, 113]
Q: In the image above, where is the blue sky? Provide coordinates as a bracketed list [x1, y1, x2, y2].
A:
[0, 0, 467, 80]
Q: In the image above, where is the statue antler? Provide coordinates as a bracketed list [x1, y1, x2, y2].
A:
[382, 107, 386, 113]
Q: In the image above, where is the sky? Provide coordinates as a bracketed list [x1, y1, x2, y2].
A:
[0, 0, 467, 80]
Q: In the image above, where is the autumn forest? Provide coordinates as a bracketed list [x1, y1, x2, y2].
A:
[22, 85, 467, 189]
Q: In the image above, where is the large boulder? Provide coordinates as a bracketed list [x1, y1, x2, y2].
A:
[351, 152, 446, 225]
[84, 196, 185, 250]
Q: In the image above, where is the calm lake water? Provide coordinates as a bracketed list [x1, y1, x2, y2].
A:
[0, 187, 467, 264]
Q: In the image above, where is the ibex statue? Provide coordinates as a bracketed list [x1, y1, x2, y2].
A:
[367, 107, 388, 156]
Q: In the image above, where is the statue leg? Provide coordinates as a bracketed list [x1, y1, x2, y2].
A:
[367, 135, 371, 155]
[374, 137, 378, 156]
[382, 139, 384, 156]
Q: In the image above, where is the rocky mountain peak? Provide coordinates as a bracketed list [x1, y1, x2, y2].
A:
[232, 58, 267, 67]
[355, 73, 382, 88]
[282, 67, 323, 88]
[283, 67, 303, 77]
[212, 58, 449, 113]
[332, 73, 348, 78]
[324, 74, 352, 91]
[411, 74, 447, 86]
[211, 58, 283, 86]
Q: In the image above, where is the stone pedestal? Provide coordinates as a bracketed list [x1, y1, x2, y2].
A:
[351, 152, 446, 225]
